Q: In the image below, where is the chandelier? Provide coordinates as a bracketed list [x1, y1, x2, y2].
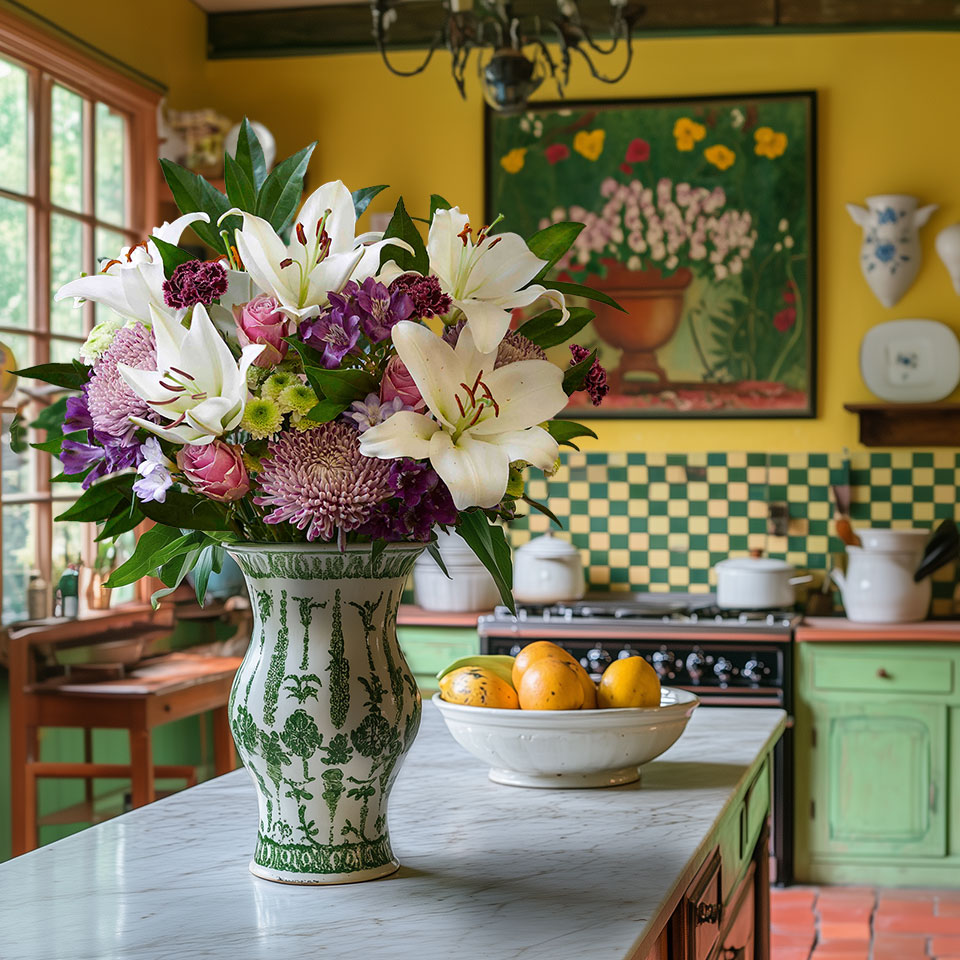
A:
[370, 0, 646, 112]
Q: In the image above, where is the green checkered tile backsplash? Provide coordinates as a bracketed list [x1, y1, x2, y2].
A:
[508, 451, 960, 617]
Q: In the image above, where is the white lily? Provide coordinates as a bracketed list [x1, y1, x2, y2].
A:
[118, 303, 263, 445]
[227, 179, 412, 322]
[55, 213, 211, 324]
[358, 321, 567, 510]
[426, 206, 568, 354]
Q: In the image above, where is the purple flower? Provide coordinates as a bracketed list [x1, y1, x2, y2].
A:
[299, 311, 361, 369]
[344, 393, 409, 434]
[132, 437, 174, 504]
[162, 260, 229, 309]
[569, 344, 610, 407]
[441, 319, 465, 347]
[64, 393, 93, 432]
[389, 273, 452, 320]
[353, 277, 413, 342]
[359, 459, 458, 542]
[86, 323, 157, 440]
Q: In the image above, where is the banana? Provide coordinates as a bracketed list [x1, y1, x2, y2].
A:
[437, 654, 516, 688]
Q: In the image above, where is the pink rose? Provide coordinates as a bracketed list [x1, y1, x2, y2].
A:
[234, 294, 293, 368]
[177, 441, 249, 502]
[380, 356, 424, 410]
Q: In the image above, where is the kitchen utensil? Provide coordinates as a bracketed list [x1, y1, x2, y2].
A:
[433, 686, 699, 788]
[914, 518, 960, 582]
[413, 530, 500, 612]
[854, 527, 930, 553]
[831, 546, 932, 622]
[513, 532, 585, 604]
[714, 556, 812, 610]
[860, 319, 960, 403]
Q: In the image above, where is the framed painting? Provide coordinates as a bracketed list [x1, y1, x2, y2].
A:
[486, 91, 817, 418]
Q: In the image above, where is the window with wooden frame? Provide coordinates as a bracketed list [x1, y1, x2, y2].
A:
[0, 9, 160, 622]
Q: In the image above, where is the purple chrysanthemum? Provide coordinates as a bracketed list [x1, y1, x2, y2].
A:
[162, 260, 229, 309]
[570, 344, 610, 406]
[389, 273, 452, 320]
[60, 388, 143, 486]
[86, 323, 157, 440]
[353, 277, 413, 343]
[441, 319, 465, 347]
[254, 422, 392, 541]
[299, 310, 361, 369]
[496, 333, 547, 367]
[359, 459, 458, 542]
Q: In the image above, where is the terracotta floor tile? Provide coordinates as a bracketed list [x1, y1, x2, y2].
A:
[773, 949, 814, 960]
[872, 935, 930, 960]
[818, 922, 872, 941]
[879, 916, 960, 935]
[932, 937, 960, 954]
[939, 903, 960, 916]
[810, 950, 869, 960]
[773, 889, 818, 909]
[877, 898, 936, 916]
[817, 906, 874, 922]
[772, 932, 817, 952]
[773, 908, 818, 930]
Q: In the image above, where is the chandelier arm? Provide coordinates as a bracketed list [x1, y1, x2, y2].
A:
[531, 35, 566, 96]
[569, 25, 634, 84]
[370, 0, 446, 78]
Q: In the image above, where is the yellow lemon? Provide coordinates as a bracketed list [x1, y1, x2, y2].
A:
[439, 667, 519, 709]
[512, 640, 580, 689]
[518, 658, 585, 711]
[576, 665, 598, 710]
[597, 657, 661, 709]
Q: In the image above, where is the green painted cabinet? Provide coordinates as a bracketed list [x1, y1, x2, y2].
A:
[396, 625, 479, 692]
[795, 642, 960, 886]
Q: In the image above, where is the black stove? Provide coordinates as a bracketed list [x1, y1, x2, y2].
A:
[477, 593, 797, 883]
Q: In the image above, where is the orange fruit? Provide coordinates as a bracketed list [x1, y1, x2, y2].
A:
[576, 664, 598, 709]
[439, 666, 519, 709]
[597, 656, 661, 709]
[512, 640, 580, 689]
[518, 658, 585, 710]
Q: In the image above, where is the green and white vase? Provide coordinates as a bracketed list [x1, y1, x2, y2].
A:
[227, 542, 424, 885]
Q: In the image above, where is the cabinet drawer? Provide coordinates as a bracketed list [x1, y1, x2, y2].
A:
[811, 653, 953, 694]
[685, 850, 723, 960]
[741, 756, 770, 862]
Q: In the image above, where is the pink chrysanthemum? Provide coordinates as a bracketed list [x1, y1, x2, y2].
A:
[86, 323, 157, 439]
[254, 422, 392, 541]
[495, 333, 547, 367]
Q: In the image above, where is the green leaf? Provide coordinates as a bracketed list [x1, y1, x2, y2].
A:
[514, 306, 595, 349]
[103, 523, 185, 588]
[527, 222, 584, 280]
[563, 348, 598, 396]
[369, 538, 388, 569]
[223, 153, 258, 215]
[544, 279, 626, 313]
[256, 142, 316, 238]
[56, 473, 134, 522]
[31, 395, 71, 433]
[192, 542, 225, 606]
[379, 196, 428, 274]
[352, 185, 388, 219]
[138, 489, 235, 532]
[31, 429, 87, 455]
[426, 540, 451, 580]
[522, 494, 563, 529]
[306, 399, 349, 423]
[456, 511, 515, 614]
[96, 500, 146, 541]
[234, 117, 267, 191]
[307, 368, 378, 405]
[159, 159, 234, 252]
[152, 543, 207, 608]
[15, 362, 89, 390]
[546, 419, 598, 451]
[150, 234, 196, 280]
[429, 194, 452, 221]
[9, 413, 27, 453]
[52, 467, 93, 484]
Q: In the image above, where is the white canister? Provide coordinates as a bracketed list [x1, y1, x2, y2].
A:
[513, 533, 585, 604]
[413, 531, 500, 612]
[831, 547, 932, 623]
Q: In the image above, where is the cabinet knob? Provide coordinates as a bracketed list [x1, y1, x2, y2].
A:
[696, 902, 721, 925]
[877, 667, 891, 679]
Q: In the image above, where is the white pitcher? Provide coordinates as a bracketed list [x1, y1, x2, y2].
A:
[846, 195, 937, 308]
[831, 546, 931, 623]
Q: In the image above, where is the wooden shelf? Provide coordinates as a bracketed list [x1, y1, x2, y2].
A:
[844, 403, 960, 446]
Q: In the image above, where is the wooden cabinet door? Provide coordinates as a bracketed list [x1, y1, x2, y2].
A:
[809, 700, 947, 858]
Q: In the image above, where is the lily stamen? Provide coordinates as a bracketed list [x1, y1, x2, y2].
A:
[455, 394, 467, 417]
[459, 380, 477, 405]
[457, 223, 472, 245]
[295, 223, 308, 245]
[169, 367, 196, 381]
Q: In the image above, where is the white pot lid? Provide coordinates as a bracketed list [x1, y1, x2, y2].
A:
[516, 532, 580, 559]
[715, 556, 794, 573]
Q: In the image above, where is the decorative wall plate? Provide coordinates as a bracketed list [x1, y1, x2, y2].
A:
[860, 319, 960, 402]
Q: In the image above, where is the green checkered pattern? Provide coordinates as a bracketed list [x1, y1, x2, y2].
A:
[509, 451, 960, 616]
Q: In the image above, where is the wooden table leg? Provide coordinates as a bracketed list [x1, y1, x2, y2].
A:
[129, 727, 155, 808]
[9, 635, 39, 856]
[83, 728, 94, 807]
[212, 706, 235, 777]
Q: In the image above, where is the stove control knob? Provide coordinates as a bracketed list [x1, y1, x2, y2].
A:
[652, 648, 678, 681]
[713, 657, 734, 685]
[509, 644, 524, 657]
[583, 646, 612, 676]
[685, 650, 704, 683]
[742, 658, 769, 685]
[618, 647, 640, 660]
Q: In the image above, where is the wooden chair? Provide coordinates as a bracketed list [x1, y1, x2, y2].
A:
[7, 613, 241, 856]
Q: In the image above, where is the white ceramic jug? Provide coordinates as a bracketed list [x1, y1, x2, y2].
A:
[846, 195, 938, 308]
[831, 546, 931, 623]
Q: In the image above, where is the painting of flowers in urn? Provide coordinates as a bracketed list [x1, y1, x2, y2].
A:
[486, 92, 817, 417]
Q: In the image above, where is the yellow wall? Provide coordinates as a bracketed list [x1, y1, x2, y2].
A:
[19, 7, 960, 452]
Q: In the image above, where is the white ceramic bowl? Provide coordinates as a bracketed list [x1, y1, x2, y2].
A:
[854, 527, 929, 554]
[432, 687, 699, 789]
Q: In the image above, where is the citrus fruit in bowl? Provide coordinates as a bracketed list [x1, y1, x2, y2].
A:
[432, 687, 700, 788]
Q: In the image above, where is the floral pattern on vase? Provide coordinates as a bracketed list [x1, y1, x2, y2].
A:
[847, 194, 938, 308]
[228, 542, 424, 885]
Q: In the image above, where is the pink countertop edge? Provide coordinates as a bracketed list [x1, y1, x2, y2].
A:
[797, 617, 960, 642]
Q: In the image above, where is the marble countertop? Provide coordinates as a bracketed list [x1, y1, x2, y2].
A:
[2, 704, 785, 960]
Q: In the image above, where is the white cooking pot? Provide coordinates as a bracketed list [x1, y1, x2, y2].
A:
[413, 531, 500, 612]
[513, 533, 585, 604]
[715, 556, 812, 610]
[831, 546, 931, 623]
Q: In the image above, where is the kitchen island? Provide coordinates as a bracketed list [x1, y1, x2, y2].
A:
[0, 704, 785, 960]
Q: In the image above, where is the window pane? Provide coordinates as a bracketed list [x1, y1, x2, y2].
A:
[95, 103, 126, 227]
[51, 337, 82, 364]
[3, 503, 35, 623]
[51, 515, 84, 597]
[0, 57, 28, 194]
[97, 529, 135, 605]
[0, 197, 29, 328]
[51, 214, 85, 337]
[94, 228, 127, 327]
[0, 331, 32, 375]
[2, 412, 33, 498]
[51, 85, 84, 212]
